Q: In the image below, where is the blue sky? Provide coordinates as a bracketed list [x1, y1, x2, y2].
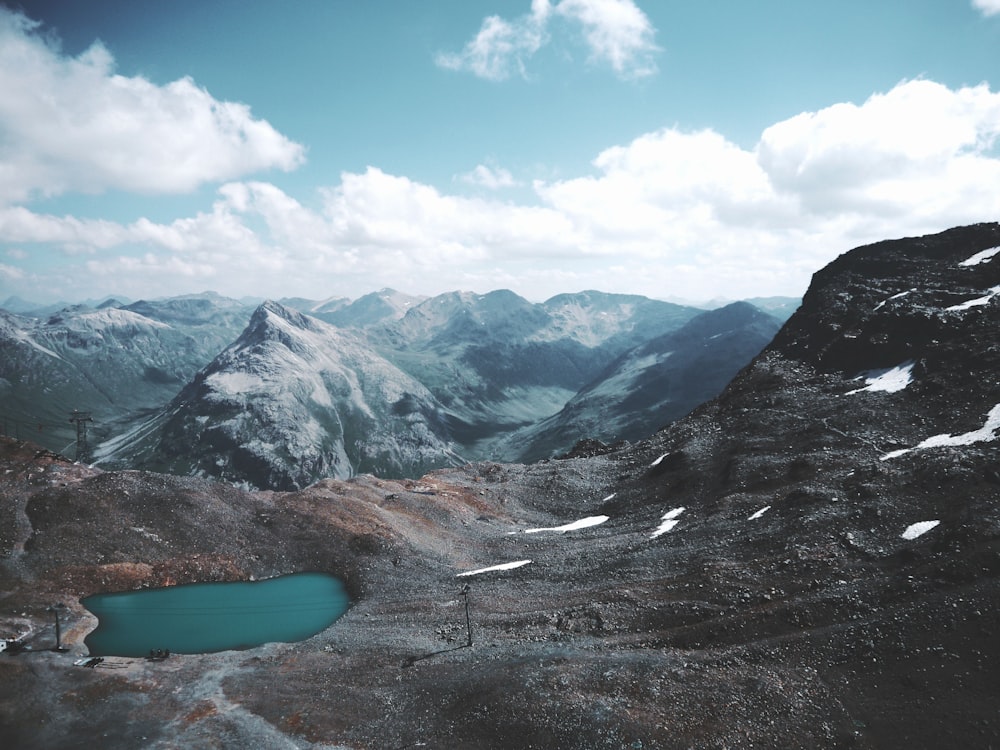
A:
[1, 1, 999, 305]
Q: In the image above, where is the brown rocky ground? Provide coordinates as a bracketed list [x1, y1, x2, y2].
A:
[1, 402, 997, 749]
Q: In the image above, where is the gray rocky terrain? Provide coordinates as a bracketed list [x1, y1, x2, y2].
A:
[1, 223, 998, 748]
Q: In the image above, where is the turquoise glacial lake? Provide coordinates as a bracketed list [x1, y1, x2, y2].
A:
[82, 572, 349, 657]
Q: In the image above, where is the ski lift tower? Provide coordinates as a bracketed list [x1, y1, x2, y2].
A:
[68, 410, 93, 462]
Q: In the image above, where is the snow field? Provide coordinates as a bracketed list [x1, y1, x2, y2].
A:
[651, 507, 686, 538]
[522, 516, 609, 534]
[463, 488, 945, 576]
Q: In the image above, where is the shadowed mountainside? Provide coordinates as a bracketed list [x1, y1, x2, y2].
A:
[512, 301, 781, 461]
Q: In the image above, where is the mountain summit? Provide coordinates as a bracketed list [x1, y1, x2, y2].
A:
[118, 300, 462, 489]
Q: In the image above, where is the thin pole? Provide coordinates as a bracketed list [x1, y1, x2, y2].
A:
[48, 604, 65, 651]
[461, 584, 472, 646]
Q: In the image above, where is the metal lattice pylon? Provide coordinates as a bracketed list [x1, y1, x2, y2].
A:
[68, 410, 93, 462]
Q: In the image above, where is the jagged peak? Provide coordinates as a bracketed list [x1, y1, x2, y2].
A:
[253, 299, 317, 327]
[231, 301, 333, 354]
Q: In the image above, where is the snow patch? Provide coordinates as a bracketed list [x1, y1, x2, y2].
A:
[958, 246, 1000, 267]
[456, 560, 532, 577]
[523, 516, 609, 534]
[650, 453, 669, 467]
[881, 404, 1000, 460]
[748, 505, 771, 520]
[880, 448, 910, 460]
[901, 520, 940, 540]
[310, 383, 332, 407]
[845, 362, 914, 395]
[206, 370, 264, 395]
[9, 327, 64, 360]
[651, 507, 685, 538]
[945, 285, 1000, 311]
[873, 289, 914, 311]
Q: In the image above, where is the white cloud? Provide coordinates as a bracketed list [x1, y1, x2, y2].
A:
[757, 79, 1000, 217]
[554, 0, 659, 78]
[458, 164, 519, 189]
[435, 12, 547, 81]
[4, 79, 1000, 305]
[0, 8, 304, 204]
[0, 206, 130, 251]
[314, 167, 578, 264]
[0, 263, 25, 281]
[436, 0, 658, 80]
[973, 0, 1000, 16]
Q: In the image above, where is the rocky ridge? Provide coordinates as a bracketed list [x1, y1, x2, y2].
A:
[0, 298, 251, 452]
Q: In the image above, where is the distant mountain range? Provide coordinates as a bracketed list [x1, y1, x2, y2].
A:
[0, 288, 795, 488]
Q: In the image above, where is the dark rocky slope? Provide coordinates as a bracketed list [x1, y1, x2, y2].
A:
[1, 223, 998, 749]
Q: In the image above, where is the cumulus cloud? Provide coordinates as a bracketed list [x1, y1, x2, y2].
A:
[4, 79, 1000, 304]
[315, 167, 576, 261]
[757, 80, 1000, 217]
[972, 0, 1000, 16]
[528, 79, 1000, 293]
[0, 8, 304, 204]
[0, 206, 130, 251]
[436, 0, 658, 80]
